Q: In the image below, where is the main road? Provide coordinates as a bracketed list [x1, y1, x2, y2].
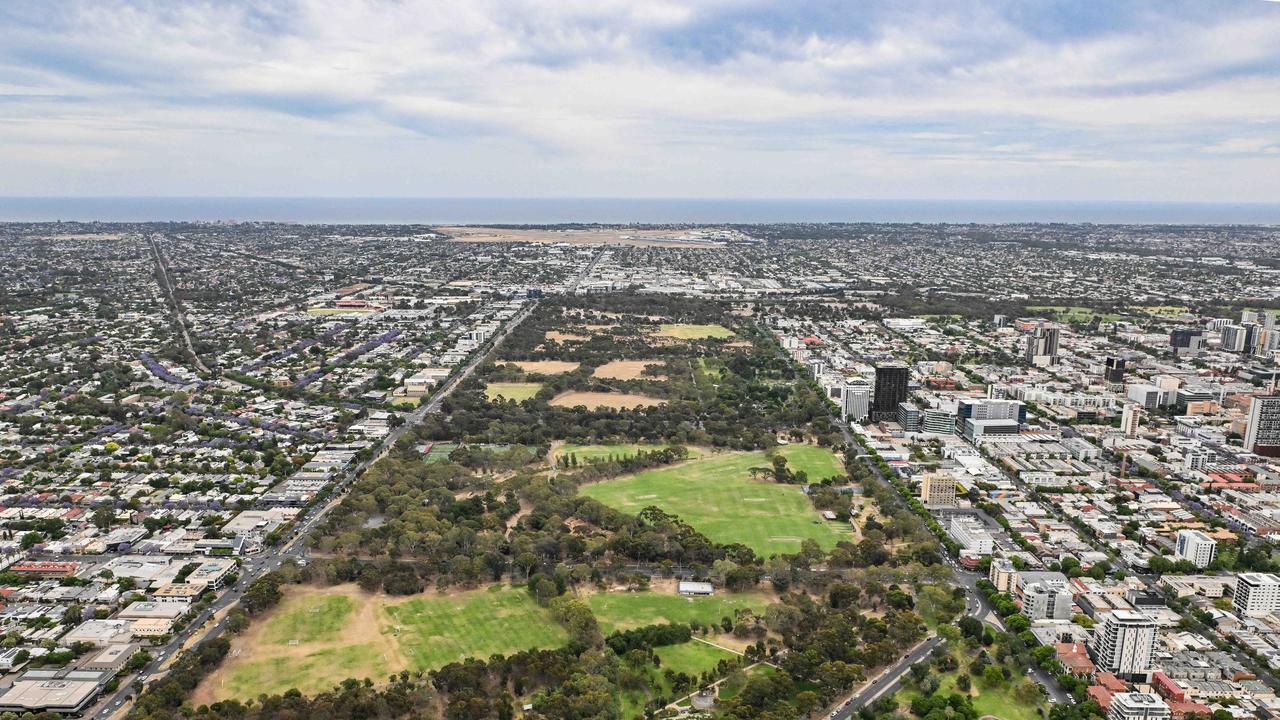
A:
[90, 299, 537, 720]
[147, 234, 212, 376]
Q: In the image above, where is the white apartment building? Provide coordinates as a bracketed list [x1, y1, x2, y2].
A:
[1183, 448, 1211, 472]
[1121, 404, 1142, 439]
[1233, 572, 1280, 617]
[948, 516, 994, 556]
[1108, 693, 1170, 720]
[1174, 529, 1217, 569]
[1092, 610, 1156, 679]
[1021, 581, 1074, 621]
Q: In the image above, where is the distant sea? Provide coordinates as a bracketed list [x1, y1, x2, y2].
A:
[2, 197, 1280, 225]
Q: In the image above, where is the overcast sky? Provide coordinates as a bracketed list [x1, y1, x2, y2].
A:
[2, 0, 1279, 201]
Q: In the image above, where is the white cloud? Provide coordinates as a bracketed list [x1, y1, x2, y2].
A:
[0, 0, 1279, 200]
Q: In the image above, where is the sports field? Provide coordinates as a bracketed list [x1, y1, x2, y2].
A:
[549, 391, 666, 410]
[262, 593, 354, 644]
[384, 585, 568, 670]
[484, 381, 543, 401]
[587, 589, 769, 634]
[196, 584, 567, 702]
[502, 360, 581, 374]
[555, 443, 704, 464]
[775, 444, 846, 480]
[1026, 305, 1122, 323]
[196, 585, 399, 702]
[579, 446, 851, 557]
[652, 323, 734, 339]
[423, 442, 458, 463]
[1127, 304, 1191, 317]
[592, 359, 667, 380]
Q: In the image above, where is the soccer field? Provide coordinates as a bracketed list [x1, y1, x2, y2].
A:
[262, 593, 354, 645]
[652, 323, 735, 339]
[383, 585, 568, 670]
[579, 446, 851, 557]
[587, 589, 770, 634]
[484, 381, 543, 401]
[198, 585, 568, 702]
[555, 443, 704, 464]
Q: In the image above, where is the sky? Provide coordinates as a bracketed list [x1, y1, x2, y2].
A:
[1, 0, 1279, 202]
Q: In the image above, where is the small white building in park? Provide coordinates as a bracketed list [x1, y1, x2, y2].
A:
[678, 581, 714, 596]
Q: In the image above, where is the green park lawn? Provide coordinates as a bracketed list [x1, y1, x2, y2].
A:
[654, 323, 735, 339]
[620, 640, 740, 718]
[383, 585, 568, 670]
[223, 643, 391, 699]
[209, 585, 569, 701]
[775, 443, 846, 480]
[262, 593, 354, 645]
[484, 381, 543, 402]
[891, 644, 1042, 720]
[1127, 304, 1191, 316]
[1026, 305, 1122, 323]
[655, 641, 737, 675]
[579, 446, 851, 557]
[587, 590, 770, 634]
[555, 443, 705, 464]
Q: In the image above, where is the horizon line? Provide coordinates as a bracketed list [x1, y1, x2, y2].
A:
[3, 195, 1280, 207]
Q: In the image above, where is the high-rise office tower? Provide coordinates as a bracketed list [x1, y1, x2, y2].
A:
[1105, 356, 1127, 383]
[841, 380, 871, 422]
[872, 363, 909, 421]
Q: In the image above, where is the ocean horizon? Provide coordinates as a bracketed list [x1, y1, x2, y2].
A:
[3, 197, 1280, 226]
